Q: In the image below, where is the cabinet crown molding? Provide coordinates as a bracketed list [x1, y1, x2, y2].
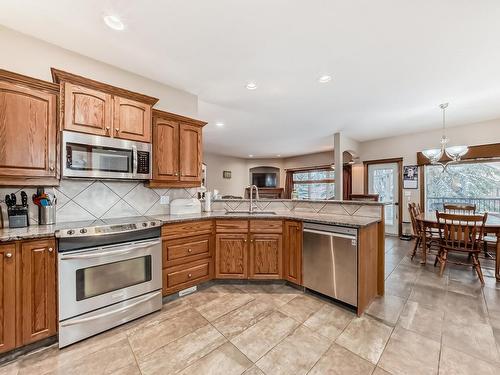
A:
[0, 69, 59, 93]
[153, 109, 207, 127]
[51, 68, 159, 106]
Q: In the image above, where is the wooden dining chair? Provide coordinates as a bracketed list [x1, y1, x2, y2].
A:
[435, 211, 488, 284]
[443, 203, 476, 214]
[408, 203, 439, 260]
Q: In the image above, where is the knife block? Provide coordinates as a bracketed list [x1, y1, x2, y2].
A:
[7, 205, 29, 228]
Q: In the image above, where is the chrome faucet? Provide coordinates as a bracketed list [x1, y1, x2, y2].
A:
[247, 185, 259, 213]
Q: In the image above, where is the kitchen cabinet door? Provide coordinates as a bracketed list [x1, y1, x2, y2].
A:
[63, 82, 112, 136]
[0, 80, 57, 180]
[249, 234, 282, 279]
[0, 243, 16, 353]
[284, 221, 302, 285]
[215, 234, 248, 279]
[113, 96, 151, 142]
[21, 239, 57, 345]
[153, 117, 179, 181]
[179, 123, 202, 183]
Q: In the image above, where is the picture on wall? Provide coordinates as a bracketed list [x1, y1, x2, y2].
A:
[403, 165, 418, 189]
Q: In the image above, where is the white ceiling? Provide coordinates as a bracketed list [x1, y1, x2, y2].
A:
[1, 0, 500, 158]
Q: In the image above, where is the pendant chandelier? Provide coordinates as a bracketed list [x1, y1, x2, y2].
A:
[421, 103, 469, 169]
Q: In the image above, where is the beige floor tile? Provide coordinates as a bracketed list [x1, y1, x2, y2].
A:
[243, 365, 265, 375]
[278, 294, 324, 323]
[256, 325, 330, 375]
[415, 269, 449, 290]
[212, 299, 274, 340]
[138, 324, 226, 375]
[127, 307, 208, 360]
[366, 294, 406, 326]
[308, 343, 374, 375]
[231, 310, 300, 362]
[378, 326, 440, 375]
[439, 346, 500, 375]
[195, 292, 255, 322]
[372, 367, 392, 375]
[443, 291, 488, 323]
[397, 300, 444, 342]
[0, 362, 18, 375]
[408, 284, 447, 311]
[336, 315, 393, 364]
[178, 342, 252, 375]
[447, 278, 483, 297]
[442, 319, 500, 363]
[304, 303, 354, 341]
[110, 363, 142, 375]
[184, 284, 240, 309]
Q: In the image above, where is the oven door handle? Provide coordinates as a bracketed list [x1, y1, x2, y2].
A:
[60, 291, 161, 327]
[60, 242, 157, 260]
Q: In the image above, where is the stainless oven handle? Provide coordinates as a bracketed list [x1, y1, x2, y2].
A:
[132, 145, 138, 175]
[60, 242, 157, 260]
[60, 291, 161, 327]
[303, 228, 356, 240]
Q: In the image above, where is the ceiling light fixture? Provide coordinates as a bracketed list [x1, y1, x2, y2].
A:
[103, 15, 125, 30]
[248, 154, 254, 158]
[318, 75, 332, 83]
[215, 122, 224, 127]
[246, 82, 258, 90]
[422, 103, 468, 170]
[276, 154, 281, 157]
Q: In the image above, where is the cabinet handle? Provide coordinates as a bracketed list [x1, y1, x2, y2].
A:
[115, 128, 120, 133]
[5, 253, 12, 258]
[188, 248, 192, 253]
[49, 166, 54, 171]
[106, 126, 110, 133]
[48, 247, 53, 252]
[174, 172, 179, 176]
[188, 273, 192, 278]
[244, 239, 247, 243]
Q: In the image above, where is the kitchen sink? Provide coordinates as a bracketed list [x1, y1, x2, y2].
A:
[224, 211, 277, 215]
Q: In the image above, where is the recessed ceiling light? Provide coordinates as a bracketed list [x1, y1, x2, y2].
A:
[215, 122, 224, 127]
[246, 82, 258, 90]
[276, 155, 281, 157]
[103, 15, 125, 30]
[318, 75, 332, 83]
[248, 154, 254, 158]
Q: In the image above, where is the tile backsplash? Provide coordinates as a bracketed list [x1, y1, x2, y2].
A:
[0, 180, 199, 225]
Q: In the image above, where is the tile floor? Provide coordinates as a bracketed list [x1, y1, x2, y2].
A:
[1, 236, 500, 374]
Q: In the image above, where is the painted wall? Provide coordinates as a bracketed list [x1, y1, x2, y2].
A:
[0, 26, 198, 117]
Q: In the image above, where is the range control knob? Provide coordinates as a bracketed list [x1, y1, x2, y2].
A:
[150, 221, 156, 226]
[80, 228, 87, 234]
[67, 230, 75, 235]
[142, 222, 148, 227]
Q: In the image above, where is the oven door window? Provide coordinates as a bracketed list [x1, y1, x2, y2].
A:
[66, 142, 133, 173]
[76, 256, 152, 301]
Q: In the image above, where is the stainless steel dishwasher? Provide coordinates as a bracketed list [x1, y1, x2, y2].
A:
[302, 222, 358, 307]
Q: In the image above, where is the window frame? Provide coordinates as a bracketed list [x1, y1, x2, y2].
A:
[291, 166, 336, 200]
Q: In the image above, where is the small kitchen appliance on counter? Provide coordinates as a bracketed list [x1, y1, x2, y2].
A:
[5, 191, 29, 228]
[170, 198, 202, 215]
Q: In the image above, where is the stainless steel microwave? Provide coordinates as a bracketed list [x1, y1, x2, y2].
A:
[62, 131, 152, 180]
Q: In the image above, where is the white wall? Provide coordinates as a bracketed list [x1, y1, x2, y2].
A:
[0, 26, 198, 117]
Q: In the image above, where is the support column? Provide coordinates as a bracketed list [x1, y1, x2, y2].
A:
[334, 132, 343, 200]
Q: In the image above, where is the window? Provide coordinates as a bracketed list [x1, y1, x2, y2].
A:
[292, 168, 335, 200]
[424, 160, 500, 213]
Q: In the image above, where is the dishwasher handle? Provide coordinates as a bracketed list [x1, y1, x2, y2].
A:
[303, 228, 357, 240]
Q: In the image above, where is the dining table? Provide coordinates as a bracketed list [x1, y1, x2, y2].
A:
[416, 211, 500, 281]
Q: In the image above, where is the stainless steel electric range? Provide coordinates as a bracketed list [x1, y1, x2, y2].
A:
[55, 217, 162, 348]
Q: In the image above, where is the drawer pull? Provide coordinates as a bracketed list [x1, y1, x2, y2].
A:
[48, 247, 53, 252]
[5, 253, 12, 258]
[188, 248, 192, 253]
[188, 273, 192, 278]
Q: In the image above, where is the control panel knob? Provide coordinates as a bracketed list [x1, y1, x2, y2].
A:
[142, 222, 148, 227]
[67, 230, 75, 235]
[80, 228, 87, 234]
[150, 222, 156, 226]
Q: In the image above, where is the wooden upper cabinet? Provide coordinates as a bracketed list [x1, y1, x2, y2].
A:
[215, 234, 248, 279]
[0, 70, 58, 185]
[52, 68, 158, 142]
[20, 239, 57, 345]
[149, 109, 207, 187]
[284, 221, 303, 285]
[63, 82, 112, 136]
[179, 123, 202, 182]
[249, 234, 282, 280]
[113, 96, 151, 142]
[153, 117, 179, 181]
[0, 243, 16, 354]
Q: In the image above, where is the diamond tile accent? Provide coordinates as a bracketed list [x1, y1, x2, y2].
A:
[123, 184, 159, 215]
[57, 201, 96, 222]
[103, 181, 139, 197]
[56, 179, 93, 199]
[341, 204, 362, 215]
[318, 203, 349, 215]
[145, 200, 170, 216]
[102, 200, 141, 219]
[73, 182, 120, 218]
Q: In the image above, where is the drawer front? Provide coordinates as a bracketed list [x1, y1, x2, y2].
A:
[163, 260, 211, 295]
[162, 220, 213, 240]
[216, 220, 249, 233]
[250, 220, 283, 233]
[163, 236, 210, 267]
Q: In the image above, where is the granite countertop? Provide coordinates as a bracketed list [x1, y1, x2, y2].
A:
[0, 211, 381, 242]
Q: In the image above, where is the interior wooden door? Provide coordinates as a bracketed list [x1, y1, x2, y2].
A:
[179, 123, 202, 182]
[0, 243, 16, 353]
[215, 234, 248, 279]
[0, 81, 57, 178]
[113, 96, 151, 142]
[284, 221, 302, 284]
[153, 117, 179, 181]
[21, 239, 57, 345]
[63, 82, 112, 136]
[249, 234, 282, 279]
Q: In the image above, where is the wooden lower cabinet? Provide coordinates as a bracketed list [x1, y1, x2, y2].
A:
[283, 221, 303, 285]
[0, 243, 16, 353]
[20, 239, 57, 345]
[249, 234, 282, 279]
[215, 234, 248, 279]
[163, 259, 212, 295]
